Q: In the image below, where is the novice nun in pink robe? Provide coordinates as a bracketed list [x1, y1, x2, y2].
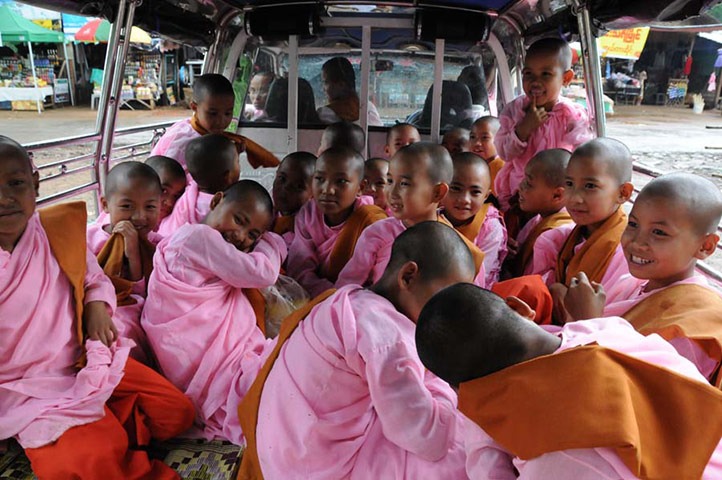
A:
[141, 223, 285, 444]
[286, 195, 374, 297]
[255, 285, 467, 479]
[1, 213, 129, 449]
[464, 316, 722, 479]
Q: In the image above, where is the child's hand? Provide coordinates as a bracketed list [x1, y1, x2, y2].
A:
[515, 96, 549, 142]
[564, 272, 606, 321]
[548, 282, 571, 325]
[112, 220, 139, 257]
[83, 301, 118, 347]
[112, 221, 142, 281]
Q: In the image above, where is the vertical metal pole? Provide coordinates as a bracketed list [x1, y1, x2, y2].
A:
[487, 33, 514, 105]
[98, 0, 137, 196]
[94, 0, 125, 134]
[27, 41, 41, 113]
[62, 41, 75, 106]
[287, 35, 299, 154]
[431, 38, 444, 142]
[576, 3, 606, 137]
[360, 25, 371, 157]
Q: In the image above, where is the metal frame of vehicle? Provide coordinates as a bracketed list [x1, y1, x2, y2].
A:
[18, 0, 722, 283]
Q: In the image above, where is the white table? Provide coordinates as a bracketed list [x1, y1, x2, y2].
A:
[0, 86, 54, 102]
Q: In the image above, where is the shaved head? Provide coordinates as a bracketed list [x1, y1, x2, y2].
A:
[571, 138, 632, 184]
[452, 151, 490, 173]
[396, 142, 453, 184]
[528, 148, 571, 187]
[526, 37, 573, 71]
[320, 122, 366, 155]
[442, 128, 470, 145]
[193, 73, 234, 104]
[472, 116, 500, 135]
[223, 179, 274, 216]
[379, 221, 475, 284]
[416, 283, 530, 385]
[0, 135, 33, 173]
[637, 173, 722, 236]
[386, 123, 420, 145]
[185, 134, 238, 190]
[146, 155, 185, 182]
[105, 161, 161, 199]
[318, 146, 365, 180]
[282, 151, 317, 177]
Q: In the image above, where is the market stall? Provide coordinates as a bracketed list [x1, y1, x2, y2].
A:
[76, 18, 161, 109]
[0, 5, 69, 112]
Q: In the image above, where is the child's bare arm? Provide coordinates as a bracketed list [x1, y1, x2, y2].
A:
[83, 300, 118, 347]
[112, 220, 143, 282]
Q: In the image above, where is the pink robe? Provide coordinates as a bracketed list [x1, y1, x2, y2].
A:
[0, 213, 130, 449]
[515, 209, 569, 276]
[465, 317, 722, 479]
[86, 216, 162, 365]
[336, 217, 487, 289]
[493, 95, 593, 210]
[141, 224, 285, 444]
[156, 181, 214, 238]
[256, 285, 467, 479]
[150, 117, 199, 172]
[286, 196, 374, 297]
[470, 205, 507, 288]
[531, 222, 629, 293]
[603, 274, 722, 380]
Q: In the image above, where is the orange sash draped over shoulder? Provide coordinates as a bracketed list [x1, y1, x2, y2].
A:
[438, 214, 485, 276]
[322, 204, 388, 282]
[272, 214, 295, 236]
[243, 288, 267, 336]
[38, 201, 88, 365]
[623, 284, 722, 387]
[237, 289, 337, 480]
[453, 204, 490, 243]
[555, 207, 626, 286]
[459, 345, 722, 480]
[515, 211, 572, 276]
[488, 156, 505, 195]
[190, 115, 280, 169]
[96, 232, 155, 306]
[491, 275, 553, 325]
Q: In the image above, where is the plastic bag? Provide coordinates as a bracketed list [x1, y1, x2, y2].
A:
[260, 275, 310, 338]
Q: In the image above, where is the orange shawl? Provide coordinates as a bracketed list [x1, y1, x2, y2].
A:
[623, 284, 722, 388]
[272, 214, 295, 236]
[326, 94, 361, 122]
[453, 204, 490, 244]
[243, 288, 267, 336]
[190, 115, 280, 169]
[491, 275, 553, 325]
[237, 289, 337, 480]
[487, 156, 505, 195]
[322, 204, 388, 282]
[555, 207, 627, 286]
[38, 201, 88, 366]
[459, 345, 722, 480]
[96, 232, 155, 306]
[438, 214, 486, 276]
[514, 210, 572, 276]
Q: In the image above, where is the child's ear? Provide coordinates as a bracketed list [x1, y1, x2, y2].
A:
[100, 196, 109, 213]
[433, 182, 450, 203]
[190, 101, 198, 113]
[562, 69, 574, 86]
[551, 186, 565, 205]
[384, 144, 391, 157]
[618, 182, 634, 204]
[696, 233, 719, 260]
[359, 178, 369, 195]
[32, 170, 39, 197]
[397, 260, 420, 291]
[210, 192, 224, 210]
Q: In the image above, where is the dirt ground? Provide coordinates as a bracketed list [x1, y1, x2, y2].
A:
[1, 103, 721, 270]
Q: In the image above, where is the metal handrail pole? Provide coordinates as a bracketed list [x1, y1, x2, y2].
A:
[574, 1, 606, 137]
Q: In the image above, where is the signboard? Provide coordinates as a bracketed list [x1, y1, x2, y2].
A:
[54, 78, 70, 103]
[598, 27, 650, 60]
